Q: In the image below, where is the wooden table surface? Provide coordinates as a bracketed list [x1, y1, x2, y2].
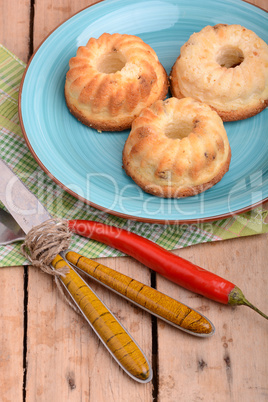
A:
[1, 0, 267, 401]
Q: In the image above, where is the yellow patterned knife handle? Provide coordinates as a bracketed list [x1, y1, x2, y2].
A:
[65, 251, 215, 337]
[51, 254, 152, 383]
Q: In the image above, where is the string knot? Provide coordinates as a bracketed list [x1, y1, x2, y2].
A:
[21, 218, 71, 277]
[21, 218, 81, 315]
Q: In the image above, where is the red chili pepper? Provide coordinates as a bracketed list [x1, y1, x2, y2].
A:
[68, 220, 267, 320]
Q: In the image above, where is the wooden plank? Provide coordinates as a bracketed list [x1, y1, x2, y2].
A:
[33, 0, 99, 51]
[27, 3, 152, 398]
[0, 1, 30, 401]
[0, 267, 25, 402]
[0, 1, 31, 63]
[157, 233, 268, 401]
[155, 0, 268, 394]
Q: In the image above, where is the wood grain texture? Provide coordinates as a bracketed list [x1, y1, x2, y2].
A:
[32, 0, 99, 51]
[0, 267, 25, 402]
[0, 0, 31, 63]
[0, 0, 267, 401]
[0, 2, 30, 401]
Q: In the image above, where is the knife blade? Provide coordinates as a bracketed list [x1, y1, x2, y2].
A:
[0, 158, 152, 383]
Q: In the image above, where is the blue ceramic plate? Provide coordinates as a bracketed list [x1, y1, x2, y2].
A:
[19, 0, 268, 223]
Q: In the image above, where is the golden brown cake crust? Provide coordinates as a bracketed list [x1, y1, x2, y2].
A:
[123, 145, 231, 198]
[123, 97, 232, 198]
[210, 100, 268, 122]
[65, 33, 169, 131]
[170, 24, 268, 121]
[65, 88, 141, 132]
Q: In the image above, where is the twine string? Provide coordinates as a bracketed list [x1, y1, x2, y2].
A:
[21, 218, 80, 314]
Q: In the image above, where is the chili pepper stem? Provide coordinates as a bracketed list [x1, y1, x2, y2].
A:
[229, 286, 268, 320]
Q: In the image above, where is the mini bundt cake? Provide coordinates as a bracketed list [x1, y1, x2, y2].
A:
[123, 97, 231, 198]
[65, 33, 168, 131]
[170, 24, 268, 121]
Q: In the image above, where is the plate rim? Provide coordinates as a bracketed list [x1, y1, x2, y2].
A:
[18, 0, 268, 225]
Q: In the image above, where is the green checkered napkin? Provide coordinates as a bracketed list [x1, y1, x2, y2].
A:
[0, 44, 267, 267]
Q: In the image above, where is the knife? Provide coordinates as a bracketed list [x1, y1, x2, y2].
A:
[0, 202, 215, 337]
[0, 157, 215, 335]
[0, 157, 152, 383]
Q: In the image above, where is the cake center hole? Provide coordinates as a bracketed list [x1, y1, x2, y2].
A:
[97, 51, 126, 74]
[216, 46, 244, 68]
[165, 120, 194, 139]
